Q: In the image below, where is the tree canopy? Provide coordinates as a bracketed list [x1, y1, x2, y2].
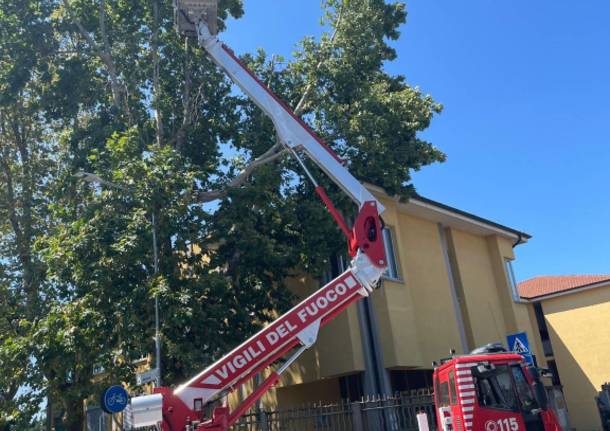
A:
[0, 0, 444, 429]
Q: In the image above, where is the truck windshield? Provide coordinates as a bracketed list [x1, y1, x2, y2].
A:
[474, 364, 540, 412]
[475, 365, 518, 411]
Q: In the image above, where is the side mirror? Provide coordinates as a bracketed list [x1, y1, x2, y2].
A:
[476, 363, 495, 374]
[527, 365, 540, 380]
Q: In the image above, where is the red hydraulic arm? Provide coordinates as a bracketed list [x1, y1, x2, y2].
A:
[128, 3, 388, 430]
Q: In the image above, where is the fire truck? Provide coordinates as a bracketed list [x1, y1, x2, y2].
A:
[430, 344, 563, 431]
[126, 2, 564, 430]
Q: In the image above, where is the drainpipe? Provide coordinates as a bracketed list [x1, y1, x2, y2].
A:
[508, 234, 532, 304]
[512, 232, 524, 248]
[357, 295, 395, 429]
[357, 297, 392, 396]
[356, 299, 378, 396]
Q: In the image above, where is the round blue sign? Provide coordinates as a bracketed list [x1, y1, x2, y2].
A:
[101, 385, 129, 414]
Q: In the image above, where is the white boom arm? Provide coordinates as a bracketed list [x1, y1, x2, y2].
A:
[196, 23, 384, 214]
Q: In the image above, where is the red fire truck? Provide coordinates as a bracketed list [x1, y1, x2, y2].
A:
[431, 344, 563, 431]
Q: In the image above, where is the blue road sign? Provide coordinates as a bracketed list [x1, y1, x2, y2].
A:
[507, 331, 534, 366]
[101, 385, 129, 414]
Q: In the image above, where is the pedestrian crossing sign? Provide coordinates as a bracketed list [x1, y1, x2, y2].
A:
[506, 331, 534, 365]
[512, 337, 528, 354]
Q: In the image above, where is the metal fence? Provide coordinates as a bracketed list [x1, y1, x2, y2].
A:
[231, 390, 436, 431]
[122, 390, 435, 431]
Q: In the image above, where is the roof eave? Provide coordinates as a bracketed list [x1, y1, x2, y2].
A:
[520, 278, 610, 301]
[364, 184, 531, 244]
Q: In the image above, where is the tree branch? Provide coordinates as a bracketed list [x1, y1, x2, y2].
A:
[62, 0, 130, 119]
[293, 3, 344, 116]
[151, 0, 163, 146]
[176, 38, 194, 151]
[0, 108, 37, 310]
[0, 142, 23, 245]
[195, 144, 287, 203]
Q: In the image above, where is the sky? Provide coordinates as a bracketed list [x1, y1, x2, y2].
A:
[223, 1, 610, 282]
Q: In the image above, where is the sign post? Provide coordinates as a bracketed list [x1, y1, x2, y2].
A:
[506, 331, 534, 366]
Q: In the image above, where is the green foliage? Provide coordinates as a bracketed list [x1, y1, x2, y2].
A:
[0, 286, 45, 430]
[0, 0, 444, 428]
[290, 0, 445, 198]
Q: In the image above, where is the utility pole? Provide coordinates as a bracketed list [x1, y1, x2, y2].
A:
[151, 212, 161, 386]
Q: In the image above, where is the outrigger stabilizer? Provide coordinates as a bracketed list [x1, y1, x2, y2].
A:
[128, 2, 388, 430]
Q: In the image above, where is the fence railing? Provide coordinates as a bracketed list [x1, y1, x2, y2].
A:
[123, 390, 436, 431]
[231, 390, 436, 431]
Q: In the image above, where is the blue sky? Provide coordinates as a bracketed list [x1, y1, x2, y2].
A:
[224, 1, 610, 282]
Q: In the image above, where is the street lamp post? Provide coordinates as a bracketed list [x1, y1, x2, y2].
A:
[151, 212, 161, 386]
[76, 171, 162, 386]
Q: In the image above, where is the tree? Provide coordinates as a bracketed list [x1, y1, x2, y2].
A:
[0, 0, 444, 428]
[0, 0, 57, 428]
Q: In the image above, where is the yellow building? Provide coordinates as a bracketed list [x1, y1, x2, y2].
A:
[519, 275, 610, 431]
[247, 186, 546, 411]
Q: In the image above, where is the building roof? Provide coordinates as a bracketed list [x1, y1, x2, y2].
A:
[365, 184, 532, 245]
[412, 194, 532, 243]
[518, 275, 610, 300]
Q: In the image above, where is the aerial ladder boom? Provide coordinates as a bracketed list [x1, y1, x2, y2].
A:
[194, 22, 385, 215]
[128, 3, 388, 430]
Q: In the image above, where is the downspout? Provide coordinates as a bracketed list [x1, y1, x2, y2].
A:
[510, 231, 531, 304]
[357, 299, 380, 396]
[357, 298, 392, 396]
[512, 232, 524, 248]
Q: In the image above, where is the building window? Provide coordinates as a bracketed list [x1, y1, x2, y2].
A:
[321, 253, 348, 285]
[339, 372, 364, 401]
[390, 369, 433, 393]
[439, 381, 450, 407]
[321, 227, 400, 284]
[449, 371, 458, 405]
[504, 258, 519, 301]
[382, 227, 400, 281]
[546, 359, 562, 386]
[533, 302, 554, 358]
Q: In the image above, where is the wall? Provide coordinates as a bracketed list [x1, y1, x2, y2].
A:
[542, 287, 610, 430]
[450, 228, 507, 346]
[375, 200, 464, 367]
[448, 230, 546, 363]
[275, 378, 341, 410]
[279, 274, 365, 384]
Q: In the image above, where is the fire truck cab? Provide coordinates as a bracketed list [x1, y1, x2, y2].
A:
[432, 345, 563, 431]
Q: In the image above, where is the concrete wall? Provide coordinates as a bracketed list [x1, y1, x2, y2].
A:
[275, 378, 341, 410]
[450, 228, 509, 347]
[375, 200, 463, 367]
[447, 231, 545, 364]
[542, 287, 610, 430]
[279, 274, 365, 386]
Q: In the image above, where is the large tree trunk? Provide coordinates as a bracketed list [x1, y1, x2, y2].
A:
[63, 397, 85, 431]
[46, 396, 53, 431]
